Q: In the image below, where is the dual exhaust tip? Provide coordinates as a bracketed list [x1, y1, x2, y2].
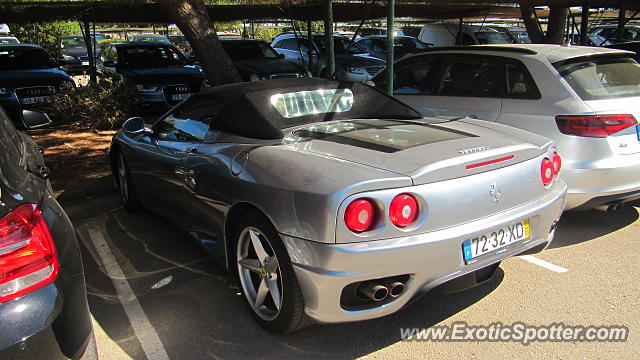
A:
[357, 280, 405, 302]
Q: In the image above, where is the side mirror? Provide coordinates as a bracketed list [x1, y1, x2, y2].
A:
[122, 117, 152, 136]
[22, 110, 52, 129]
[277, 53, 285, 59]
[103, 60, 116, 67]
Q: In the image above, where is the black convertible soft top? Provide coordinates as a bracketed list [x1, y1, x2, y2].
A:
[190, 77, 421, 139]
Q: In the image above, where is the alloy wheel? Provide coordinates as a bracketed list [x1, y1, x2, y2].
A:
[236, 227, 283, 321]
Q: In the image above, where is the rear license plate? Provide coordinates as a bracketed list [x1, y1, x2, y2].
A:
[463, 219, 530, 263]
[171, 93, 191, 101]
[81, 61, 89, 66]
[22, 96, 49, 105]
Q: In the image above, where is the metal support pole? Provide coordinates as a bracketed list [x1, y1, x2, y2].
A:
[616, 6, 626, 42]
[82, 16, 97, 84]
[92, 21, 97, 80]
[386, 0, 395, 95]
[307, 18, 313, 73]
[33, 23, 39, 45]
[457, 15, 463, 45]
[580, 5, 590, 45]
[323, 0, 335, 80]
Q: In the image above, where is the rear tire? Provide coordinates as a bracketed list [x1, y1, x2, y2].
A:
[117, 152, 142, 211]
[233, 210, 310, 333]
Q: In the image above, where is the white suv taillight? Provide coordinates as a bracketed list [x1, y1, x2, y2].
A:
[555, 114, 637, 138]
[0, 203, 59, 303]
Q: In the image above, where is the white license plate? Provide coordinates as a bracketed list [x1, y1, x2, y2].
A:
[463, 219, 530, 263]
[81, 61, 89, 66]
[22, 96, 49, 105]
[170, 93, 192, 101]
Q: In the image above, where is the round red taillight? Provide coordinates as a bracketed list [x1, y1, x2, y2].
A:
[344, 199, 375, 232]
[389, 194, 419, 227]
[541, 158, 554, 186]
[552, 152, 562, 176]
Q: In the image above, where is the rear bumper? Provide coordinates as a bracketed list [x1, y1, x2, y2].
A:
[562, 155, 640, 209]
[0, 283, 92, 359]
[282, 181, 566, 324]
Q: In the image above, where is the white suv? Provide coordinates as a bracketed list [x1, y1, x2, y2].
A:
[373, 44, 640, 210]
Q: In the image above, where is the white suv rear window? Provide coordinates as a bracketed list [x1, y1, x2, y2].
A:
[555, 57, 640, 100]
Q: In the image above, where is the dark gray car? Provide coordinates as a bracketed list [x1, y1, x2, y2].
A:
[271, 33, 385, 81]
[0, 109, 95, 359]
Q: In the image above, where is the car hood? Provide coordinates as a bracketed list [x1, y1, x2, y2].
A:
[0, 68, 71, 89]
[118, 65, 205, 85]
[235, 59, 303, 76]
[61, 47, 89, 57]
[285, 118, 547, 185]
[336, 53, 386, 66]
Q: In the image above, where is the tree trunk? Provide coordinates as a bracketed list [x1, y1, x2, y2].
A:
[520, 5, 544, 44]
[157, 0, 241, 85]
[546, 7, 569, 44]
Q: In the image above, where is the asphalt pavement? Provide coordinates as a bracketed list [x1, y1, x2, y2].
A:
[60, 187, 639, 360]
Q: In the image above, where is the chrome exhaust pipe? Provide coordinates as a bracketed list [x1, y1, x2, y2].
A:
[357, 282, 389, 302]
[385, 281, 405, 298]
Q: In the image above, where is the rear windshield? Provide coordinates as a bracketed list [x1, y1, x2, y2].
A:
[555, 56, 640, 100]
[221, 41, 280, 61]
[120, 46, 187, 68]
[291, 120, 475, 153]
[0, 47, 56, 70]
[0, 111, 23, 182]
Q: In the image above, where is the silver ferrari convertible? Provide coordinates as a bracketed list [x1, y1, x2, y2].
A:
[110, 78, 567, 332]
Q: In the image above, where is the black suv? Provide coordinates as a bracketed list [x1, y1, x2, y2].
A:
[0, 44, 73, 128]
[0, 109, 95, 359]
[97, 42, 206, 111]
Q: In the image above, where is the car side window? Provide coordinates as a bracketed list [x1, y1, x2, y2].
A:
[281, 39, 298, 51]
[99, 46, 110, 62]
[358, 39, 371, 51]
[372, 39, 385, 52]
[393, 57, 439, 95]
[505, 62, 541, 99]
[437, 57, 501, 97]
[155, 98, 224, 142]
[272, 40, 284, 48]
[108, 47, 118, 63]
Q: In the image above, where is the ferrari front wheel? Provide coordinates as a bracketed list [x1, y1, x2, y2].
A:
[234, 211, 309, 333]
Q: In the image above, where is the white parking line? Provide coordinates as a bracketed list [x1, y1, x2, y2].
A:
[520, 255, 568, 273]
[86, 222, 170, 360]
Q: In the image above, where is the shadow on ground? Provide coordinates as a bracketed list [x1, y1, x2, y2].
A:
[549, 205, 639, 249]
[74, 203, 504, 360]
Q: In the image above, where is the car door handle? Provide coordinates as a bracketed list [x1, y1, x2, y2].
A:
[185, 146, 198, 154]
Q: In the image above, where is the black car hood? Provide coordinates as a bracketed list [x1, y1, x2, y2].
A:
[118, 65, 205, 85]
[234, 59, 303, 77]
[61, 47, 89, 58]
[0, 68, 71, 89]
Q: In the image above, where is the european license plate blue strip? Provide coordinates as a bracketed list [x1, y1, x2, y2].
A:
[463, 239, 473, 262]
[636, 125, 640, 141]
